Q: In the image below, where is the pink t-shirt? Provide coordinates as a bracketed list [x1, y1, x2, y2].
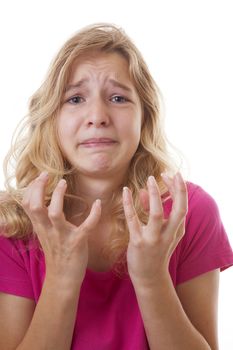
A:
[0, 182, 233, 349]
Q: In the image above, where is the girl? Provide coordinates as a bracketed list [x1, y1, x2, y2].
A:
[0, 23, 233, 350]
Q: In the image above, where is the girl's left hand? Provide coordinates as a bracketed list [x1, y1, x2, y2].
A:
[122, 172, 188, 289]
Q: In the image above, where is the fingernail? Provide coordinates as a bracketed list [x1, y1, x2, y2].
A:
[161, 173, 170, 181]
[58, 179, 66, 187]
[38, 171, 49, 179]
[175, 172, 182, 183]
[95, 199, 101, 208]
[123, 187, 130, 196]
[148, 175, 156, 185]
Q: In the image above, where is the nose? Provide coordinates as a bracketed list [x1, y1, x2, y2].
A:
[86, 98, 110, 127]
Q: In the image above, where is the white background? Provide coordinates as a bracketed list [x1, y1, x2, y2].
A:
[0, 0, 232, 348]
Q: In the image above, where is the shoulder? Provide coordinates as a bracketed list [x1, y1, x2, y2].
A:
[0, 233, 42, 300]
[182, 181, 226, 242]
[0, 233, 40, 260]
[170, 181, 233, 284]
[186, 181, 220, 215]
[184, 181, 228, 241]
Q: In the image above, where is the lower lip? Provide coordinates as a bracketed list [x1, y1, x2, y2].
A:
[80, 142, 117, 148]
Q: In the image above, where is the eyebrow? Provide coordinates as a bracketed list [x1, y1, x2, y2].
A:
[65, 78, 133, 94]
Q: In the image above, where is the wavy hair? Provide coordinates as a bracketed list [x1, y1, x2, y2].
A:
[0, 23, 184, 272]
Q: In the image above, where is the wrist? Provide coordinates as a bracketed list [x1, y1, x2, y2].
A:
[44, 271, 83, 297]
[132, 269, 172, 295]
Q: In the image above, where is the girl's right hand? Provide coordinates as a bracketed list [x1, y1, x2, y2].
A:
[22, 172, 101, 286]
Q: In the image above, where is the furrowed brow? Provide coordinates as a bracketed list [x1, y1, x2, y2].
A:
[108, 79, 133, 93]
[64, 78, 133, 94]
[65, 78, 89, 93]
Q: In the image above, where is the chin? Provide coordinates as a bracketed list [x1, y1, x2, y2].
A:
[73, 153, 130, 178]
[79, 154, 115, 172]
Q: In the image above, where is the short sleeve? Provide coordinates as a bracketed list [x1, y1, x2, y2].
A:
[0, 234, 34, 299]
[176, 184, 233, 284]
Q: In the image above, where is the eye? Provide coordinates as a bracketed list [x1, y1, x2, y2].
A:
[67, 95, 85, 104]
[111, 95, 128, 103]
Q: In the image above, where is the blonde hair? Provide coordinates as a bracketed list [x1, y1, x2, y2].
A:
[0, 23, 183, 271]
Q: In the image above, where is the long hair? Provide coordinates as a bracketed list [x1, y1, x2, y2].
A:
[0, 23, 184, 271]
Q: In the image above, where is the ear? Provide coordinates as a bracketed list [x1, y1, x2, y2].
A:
[139, 188, 150, 213]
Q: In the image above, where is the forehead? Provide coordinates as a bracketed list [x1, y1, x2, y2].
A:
[67, 51, 132, 84]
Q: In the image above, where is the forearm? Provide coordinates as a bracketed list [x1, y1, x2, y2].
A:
[134, 273, 211, 350]
[16, 275, 80, 350]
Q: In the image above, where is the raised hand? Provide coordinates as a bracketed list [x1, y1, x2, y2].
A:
[22, 172, 101, 286]
[123, 172, 188, 289]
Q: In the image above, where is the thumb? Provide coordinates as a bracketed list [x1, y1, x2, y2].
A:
[79, 199, 102, 235]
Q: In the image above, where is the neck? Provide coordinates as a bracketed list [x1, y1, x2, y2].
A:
[71, 172, 127, 219]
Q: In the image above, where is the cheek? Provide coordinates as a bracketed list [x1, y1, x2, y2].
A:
[120, 114, 141, 143]
[56, 115, 75, 156]
[57, 113, 79, 140]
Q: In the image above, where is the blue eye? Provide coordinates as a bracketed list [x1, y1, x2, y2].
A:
[66, 95, 128, 105]
[111, 95, 128, 103]
[67, 96, 84, 104]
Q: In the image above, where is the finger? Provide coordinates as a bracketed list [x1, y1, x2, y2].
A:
[176, 219, 186, 240]
[47, 179, 67, 229]
[122, 187, 141, 238]
[165, 172, 188, 236]
[25, 172, 51, 227]
[170, 172, 188, 220]
[147, 176, 164, 232]
[139, 189, 150, 212]
[78, 199, 102, 236]
[161, 173, 175, 197]
[168, 219, 186, 256]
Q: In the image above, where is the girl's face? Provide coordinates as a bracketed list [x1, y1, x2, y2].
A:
[57, 51, 142, 180]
